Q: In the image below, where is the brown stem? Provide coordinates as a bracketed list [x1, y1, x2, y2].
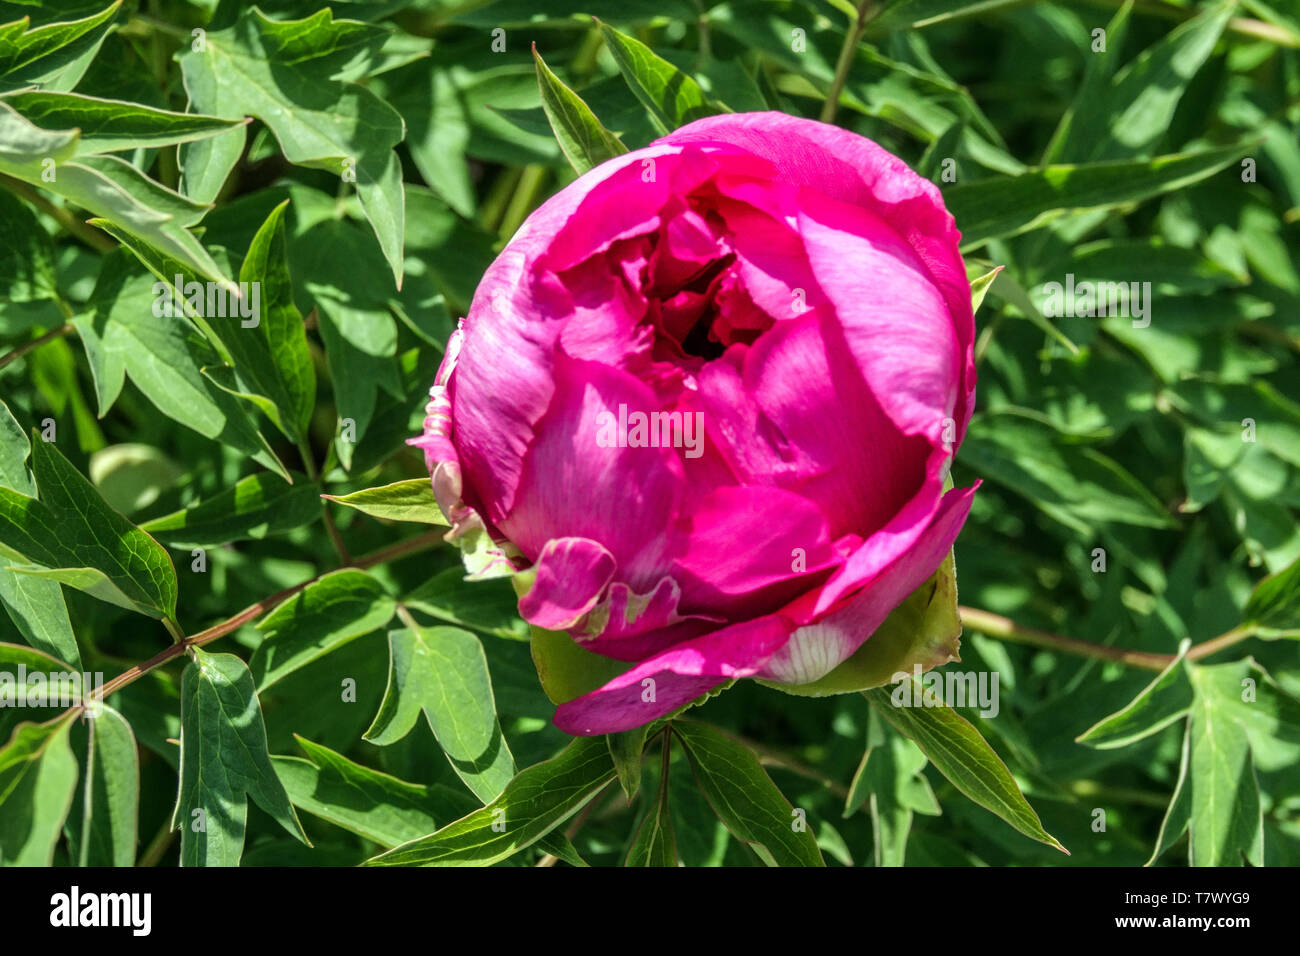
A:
[0, 175, 116, 253]
[959, 606, 1257, 671]
[1184, 624, 1257, 661]
[85, 528, 445, 706]
[0, 323, 74, 372]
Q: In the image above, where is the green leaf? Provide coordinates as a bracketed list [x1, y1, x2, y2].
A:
[74, 252, 289, 479]
[946, 142, 1255, 248]
[1243, 553, 1300, 637]
[852, 727, 935, 866]
[67, 705, 139, 867]
[960, 416, 1176, 532]
[673, 719, 825, 867]
[272, 735, 475, 849]
[626, 737, 676, 866]
[313, 299, 400, 470]
[607, 725, 648, 802]
[0, 714, 79, 865]
[321, 478, 447, 525]
[142, 471, 322, 548]
[1, 90, 245, 154]
[0, 555, 79, 669]
[1186, 667, 1264, 866]
[0, 2, 121, 93]
[364, 736, 614, 866]
[250, 569, 396, 690]
[1048, 1, 1233, 165]
[173, 649, 309, 867]
[177, 8, 406, 285]
[87, 443, 185, 516]
[1193, 658, 1300, 775]
[205, 199, 315, 444]
[1148, 722, 1192, 866]
[0, 398, 79, 668]
[865, 681, 1067, 853]
[0, 642, 83, 748]
[0, 189, 57, 302]
[404, 568, 528, 640]
[869, 0, 1022, 31]
[968, 264, 1001, 315]
[597, 20, 726, 134]
[0, 398, 35, 495]
[365, 624, 516, 804]
[965, 258, 1079, 354]
[0, 102, 232, 286]
[0, 435, 177, 618]
[533, 45, 628, 174]
[1076, 641, 1194, 749]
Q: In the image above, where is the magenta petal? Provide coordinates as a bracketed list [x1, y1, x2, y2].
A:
[579, 577, 722, 663]
[518, 537, 616, 631]
[553, 614, 795, 735]
[796, 190, 961, 445]
[742, 310, 933, 538]
[813, 482, 978, 619]
[662, 111, 976, 434]
[671, 484, 838, 619]
[498, 352, 684, 587]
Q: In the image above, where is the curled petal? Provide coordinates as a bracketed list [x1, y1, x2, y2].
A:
[518, 537, 616, 631]
[553, 614, 795, 736]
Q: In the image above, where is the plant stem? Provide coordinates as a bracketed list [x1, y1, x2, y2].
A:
[1184, 623, 1257, 661]
[0, 175, 116, 253]
[81, 528, 445, 709]
[819, 1, 876, 124]
[497, 164, 549, 241]
[136, 815, 178, 867]
[959, 606, 1257, 671]
[0, 323, 74, 373]
[297, 438, 351, 565]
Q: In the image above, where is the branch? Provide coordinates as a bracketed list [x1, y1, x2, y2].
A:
[0, 323, 74, 373]
[959, 606, 1258, 671]
[83, 527, 446, 707]
[0, 174, 116, 253]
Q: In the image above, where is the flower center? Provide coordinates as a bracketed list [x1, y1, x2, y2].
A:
[674, 257, 733, 361]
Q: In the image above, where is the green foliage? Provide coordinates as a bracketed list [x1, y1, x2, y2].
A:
[0, 0, 1296, 870]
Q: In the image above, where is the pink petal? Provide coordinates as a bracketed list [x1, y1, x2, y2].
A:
[670, 484, 839, 619]
[517, 537, 616, 631]
[497, 352, 684, 588]
[812, 481, 979, 619]
[553, 614, 795, 735]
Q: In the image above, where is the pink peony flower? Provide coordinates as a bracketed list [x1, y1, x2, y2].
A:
[414, 112, 978, 736]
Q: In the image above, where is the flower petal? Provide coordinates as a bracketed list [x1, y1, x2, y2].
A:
[663, 111, 976, 433]
[518, 537, 617, 631]
[498, 352, 684, 587]
[553, 614, 795, 735]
